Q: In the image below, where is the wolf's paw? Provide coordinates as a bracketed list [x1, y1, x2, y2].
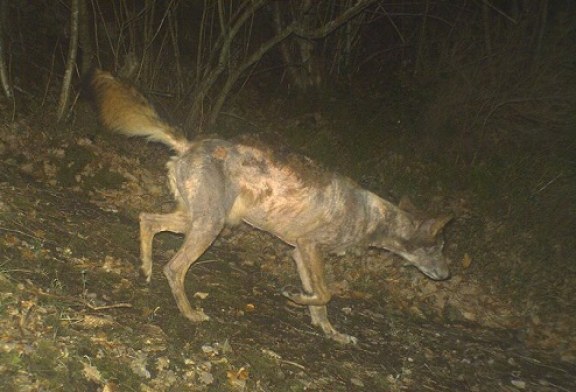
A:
[281, 285, 305, 302]
[139, 266, 152, 284]
[282, 286, 328, 306]
[329, 331, 358, 345]
[184, 308, 210, 323]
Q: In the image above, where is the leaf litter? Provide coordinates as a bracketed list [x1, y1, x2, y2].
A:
[0, 116, 574, 390]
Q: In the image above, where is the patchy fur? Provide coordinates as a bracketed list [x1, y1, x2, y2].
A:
[88, 69, 452, 344]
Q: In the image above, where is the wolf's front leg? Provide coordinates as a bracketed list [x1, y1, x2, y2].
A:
[309, 305, 358, 345]
[283, 240, 331, 306]
[284, 240, 357, 344]
[162, 217, 224, 323]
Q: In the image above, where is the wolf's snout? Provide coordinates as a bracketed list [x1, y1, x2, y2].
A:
[435, 269, 451, 281]
[418, 262, 451, 281]
[427, 267, 451, 281]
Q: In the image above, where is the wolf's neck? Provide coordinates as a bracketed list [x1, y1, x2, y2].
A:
[365, 191, 417, 242]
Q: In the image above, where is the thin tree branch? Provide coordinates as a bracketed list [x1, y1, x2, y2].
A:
[293, 0, 377, 40]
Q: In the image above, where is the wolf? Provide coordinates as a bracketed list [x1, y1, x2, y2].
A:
[88, 69, 451, 344]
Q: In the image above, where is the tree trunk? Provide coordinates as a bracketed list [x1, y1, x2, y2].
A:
[57, 0, 80, 122]
[0, 0, 12, 99]
[78, 0, 94, 75]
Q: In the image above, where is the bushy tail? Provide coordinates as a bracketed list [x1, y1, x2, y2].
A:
[88, 68, 190, 154]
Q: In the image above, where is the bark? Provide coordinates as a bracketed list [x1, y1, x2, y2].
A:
[0, 0, 12, 99]
[57, 0, 80, 122]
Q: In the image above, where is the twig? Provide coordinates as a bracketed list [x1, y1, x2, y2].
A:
[31, 285, 133, 311]
[84, 302, 133, 310]
[0, 226, 44, 242]
[294, 0, 377, 40]
[219, 111, 261, 130]
[536, 172, 563, 193]
[480, 0, 517, 24]
[280, 359, 307, 371]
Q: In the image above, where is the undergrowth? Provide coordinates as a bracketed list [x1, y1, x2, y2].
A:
[383, 20, 576, 317]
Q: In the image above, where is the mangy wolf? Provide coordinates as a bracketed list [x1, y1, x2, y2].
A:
[89, 69, 451, 344]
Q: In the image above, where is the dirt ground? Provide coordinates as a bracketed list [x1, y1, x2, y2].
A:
[0, 104, 575, 391]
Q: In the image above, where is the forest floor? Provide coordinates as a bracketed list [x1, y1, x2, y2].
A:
[0, 93, 574, 391]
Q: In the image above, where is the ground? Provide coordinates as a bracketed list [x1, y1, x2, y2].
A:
[0, 96, 574, 391]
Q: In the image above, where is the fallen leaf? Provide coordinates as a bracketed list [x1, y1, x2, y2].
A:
[78, 315, 115, 329]
[193, 291, 209, 300]
[462, 253, 472, 269]
[82, 362, 103, 384]
[227, 367, 249, 389]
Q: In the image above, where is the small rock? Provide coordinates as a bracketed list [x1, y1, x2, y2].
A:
[350, 377, 364, 387]
[198, 370, 214, 385]
[511, 379, 526, 389]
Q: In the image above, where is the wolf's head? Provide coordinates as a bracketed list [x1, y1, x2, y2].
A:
[396, 215, 452, 280]
[370, 207, 452, 280]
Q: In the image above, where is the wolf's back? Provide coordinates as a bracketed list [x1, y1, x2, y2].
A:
[88, 69, 190, 154]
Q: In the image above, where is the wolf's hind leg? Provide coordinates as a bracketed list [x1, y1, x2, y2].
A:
[162, 163, 230, 323]
[163, 215, 224, 323]
[139, 210, 189, 283]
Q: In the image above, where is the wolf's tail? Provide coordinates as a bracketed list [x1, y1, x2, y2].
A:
[88, 68, 190, 154]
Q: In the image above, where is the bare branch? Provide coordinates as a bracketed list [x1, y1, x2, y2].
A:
[481, 0, 517, 24]
[294, 0, 377, 40]
[208, 19, 300, 125]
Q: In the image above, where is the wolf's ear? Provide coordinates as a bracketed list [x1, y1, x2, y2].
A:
[399, 196, 418, 214]
[420, 215, 452, 238]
